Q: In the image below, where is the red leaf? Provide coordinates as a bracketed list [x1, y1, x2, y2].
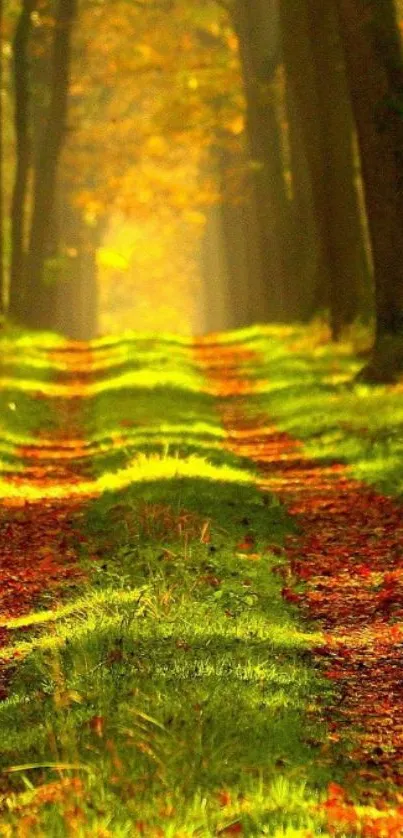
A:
[217, 790, 231, 807]
[236, 535, 255, 551]
[218, 823, 243, 835]
[89, 715, 104, 737]
[265, 543, 284, 556]
[200, 575, 221, 588]
[281, 587, 301, 605]
[327, 782, 346, 802]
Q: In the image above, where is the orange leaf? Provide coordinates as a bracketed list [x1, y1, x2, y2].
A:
[327, 782, 346, 802]
[218, 790, 231, 807]
[236, 535, 255, 551]
[218, 823, 243, 835]
[89, 715, 104, 737]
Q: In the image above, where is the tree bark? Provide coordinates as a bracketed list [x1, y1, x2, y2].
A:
[280, 0, 328, 316]
[335, 0, 403, 377]
[26, 0, 77, 328]
[199, 200, 232, 334]
[284, 79, 319, 320]
[307, 0, 370, 337]
[55, 226, 99, 340]
[232, 0, 294, 321]
[219, 144, 271, 329]
[0, 0, 4, 316]
[9, 0, 36, 321]
[281, 0, 370, 338]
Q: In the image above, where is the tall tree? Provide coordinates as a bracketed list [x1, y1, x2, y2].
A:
[0, 0, 4, 316]
[53, 187, 101, 340]
[336, 0, 403, 377]
[284, 76, 318, 321]
[218, 142, 272, 328]
[230, 0, 295, 320]
[280, 0, 370, 338]
[25, 0, 77, 328]
[9, 0, 36, 321]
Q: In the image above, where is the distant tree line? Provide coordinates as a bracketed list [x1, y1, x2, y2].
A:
[1, 0, 403, 378]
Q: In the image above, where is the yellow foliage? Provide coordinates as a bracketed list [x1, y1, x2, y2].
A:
[96, 248, 129, 272]
[227, 31, 239, 52]
[183, 210, 206, 226]
[56, 0, 245, 333]
[146, 135, 168, 156]
[187, 76, 199, 90]
[228, 114, 245, 136]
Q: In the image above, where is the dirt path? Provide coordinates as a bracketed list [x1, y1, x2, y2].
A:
[0, 344, 95, 697]
[196, 341, 403, 818]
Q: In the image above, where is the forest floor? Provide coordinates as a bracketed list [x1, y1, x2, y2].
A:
[0, 323, 402, 837]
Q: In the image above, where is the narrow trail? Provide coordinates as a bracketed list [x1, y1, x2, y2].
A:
[1, 333, 403, 834]
[196, 341, 403, 809]
[0, 344, 95, 696]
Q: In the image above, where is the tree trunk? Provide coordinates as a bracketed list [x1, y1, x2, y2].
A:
[284, 80, 319, 320]
[199, 200, 232, 334]
[220, 196, 254, 329]
[26, 0, 77, 329]
[219, 144, 269, 329]
[53, 194, 99, 340]
[335, 0, 403, 378]
[281, 0, 370, 337]
[232, 0, 294, 321]
[307, 0, 370, 337]
[0, 0, 4, 316]
[54, 248, 98, 340]
[9, 0, 36, 321]
[280, 0, 329, 317]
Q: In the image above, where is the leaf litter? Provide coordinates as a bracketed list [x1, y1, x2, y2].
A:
[1, 332, 402, 835]
[0, 345, 95, 696]
[196, 338, 403, 836]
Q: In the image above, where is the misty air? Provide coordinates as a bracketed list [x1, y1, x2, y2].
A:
[0, 0, 402, 834]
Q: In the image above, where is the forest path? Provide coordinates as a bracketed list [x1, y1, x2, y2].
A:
[0, 328, 402, 835]
[0, 343, 97, 699]
[196, 337, 403, 831]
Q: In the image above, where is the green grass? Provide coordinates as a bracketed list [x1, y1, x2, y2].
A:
[0, 327, 337, 837]
[0, 472, 332, 835]
[235, 323, 403, 497]
[0, 329, 61, 451]
[3, 321, 400, 835]
[0, 488, 332, 835]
